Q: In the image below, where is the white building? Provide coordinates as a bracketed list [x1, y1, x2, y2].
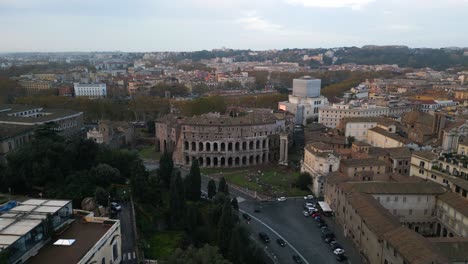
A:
[278, 76, 329, 125]
[74, 83, 107, 98]
[87, 127, 104, 144]
[319, 103, 389, 128]
[301, 142, 340, 197]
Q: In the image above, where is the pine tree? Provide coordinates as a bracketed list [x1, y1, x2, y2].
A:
[185, 159, 201, 201]
[169, 171, 185, 229]
[217, 200, 233, 256]
[218, 177, 229, 195]
[159, 151, 174, 188]
[207, 179, 217, 199]
[230, 197, 239, 210]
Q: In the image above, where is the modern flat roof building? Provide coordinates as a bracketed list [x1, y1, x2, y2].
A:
[73, 83, 107, 98]
[0, 199, 121, 264]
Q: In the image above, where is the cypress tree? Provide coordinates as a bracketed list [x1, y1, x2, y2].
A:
[207, 179, 217, 199]
[159, 151, 174, 188]
[169, 171, 185, 229]
[185, 159, 201, 201]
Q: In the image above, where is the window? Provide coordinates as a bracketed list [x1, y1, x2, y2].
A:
[409, 209, 413, 215]
[403, 197, 406, 202]
[113, 243, 119, 261]
[394, 196, 398, 202]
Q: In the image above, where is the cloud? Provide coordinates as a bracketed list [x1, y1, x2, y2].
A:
[284, 0, 376, 9]
[387, 24, 420, 32]
[236, 15, 283, 32]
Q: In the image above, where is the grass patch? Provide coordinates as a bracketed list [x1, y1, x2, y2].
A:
[138, 146, 161, 160]
[146, 230, 184, 259]
[203, 166, 309, 197]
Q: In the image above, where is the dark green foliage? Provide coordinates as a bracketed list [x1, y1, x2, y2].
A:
[169, 172, 186, 229]
[347, 136, 355, 147]
[167, 245, 232, 264]
[230, 198, 239, 211]
[217, 201, 234, 256]
[185, 160, 201, 201]
[207, 179, 216, 199]
[218, 177, 229, 195]
[95, 187, 110, 207]
[295, 173, 312, 191]
[159, 152, 174, 188]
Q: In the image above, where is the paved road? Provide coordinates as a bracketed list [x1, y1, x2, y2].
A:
[119, 201, 138, 263]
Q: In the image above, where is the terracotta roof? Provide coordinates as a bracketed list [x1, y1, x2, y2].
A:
[342, 181, 446, 195]
[412, 150, 438, 161]
[348, 193, 400, 237]
[341, 157, 387, 167]
[306, 141, 333, 152]
[385, 147, 412, 158]
[437, 192, 468, 217]
[384, 227, 449, 264]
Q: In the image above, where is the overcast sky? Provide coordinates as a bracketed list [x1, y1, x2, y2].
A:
[1, 0, 467, 52]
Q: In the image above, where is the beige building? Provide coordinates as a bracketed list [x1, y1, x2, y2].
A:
[435, 192, 468, 238]
[18, 80, 53, 95]
[367, 124, 413, 148]
[156, 109, 294, 168]
[339, 157, 388, 181]
[454, 89, 468, 100]
[301, 142, 340, 196]
[338, 117, 395, 143]
[319, 103, 390, 128]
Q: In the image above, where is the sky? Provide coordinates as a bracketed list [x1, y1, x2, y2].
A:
[0, 0, 467, 52]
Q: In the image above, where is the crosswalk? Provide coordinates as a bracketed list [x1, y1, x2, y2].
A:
[122, 251, 136, 262]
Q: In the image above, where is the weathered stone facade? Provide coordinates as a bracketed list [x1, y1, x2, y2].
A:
[155, 110, 294, 168]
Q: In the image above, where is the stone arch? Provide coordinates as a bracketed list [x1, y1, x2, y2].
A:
[235, 157, 240, 166]
[206, 142, 211, 151]
[214, 157, 218, 166]
[228, 157, 233, 166]
[221, 142, 225, 151]
[228, 142, 233, 151]
[191, 142, 196, 151]
[163, 140, 167, 152]
[184, 141, 189, 150]
[256, 140, 260, 149]
[256, 155, 260, 164]
[235, 142, 240, 151]
[242, 141, 247, 151]
[249, 155, 254, 164]
[263, 139, 266, 148]
[214, 142, 218, 152]
[262, 153, 266, 163]
[249, 141, 254, 150]
[221, 157, 226, 166]
[242, 156, 247, 166]
[206, 157, 211, 166]
[185, 156, 190, 165]
[199, 157, 204, 166]
[199, 142, 204, 151]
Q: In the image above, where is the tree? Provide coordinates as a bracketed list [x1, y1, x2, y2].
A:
[167, 245, 232, 264]
[207, 179, 217, 199]
[228, 225, 249, 263]
[185, 159, 201, 201]
[94, 187, 109, 207]
[159, 151, 174, 188]
[230, 198, 239, 211]
[217, 200, 234, 256]
[218, 177, 229, 195]
[169, 172, 186, 229]
[347, 136, 355, 147]
[295, 173, 312, 191]
[89, 164, 124, 188]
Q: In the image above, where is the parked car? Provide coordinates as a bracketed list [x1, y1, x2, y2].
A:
[333, 248, 345, 255]
[242, 213, 251, 221]
[317, 221, 327, 228]
[321, 230, 335, 239]
[258, 232, 270, 243]
[302, 210, 310, 217]
[311, 212, 320, 218]
[277, 197, 287, 202]
[305, 202, 315, 207]
[254, 207, 261, 213]
[336, 254, 348, 262]
[276, 238, 286, 247]
[303, 195, 314, 200]
[314, 216, 322, 222]
[329, 241, 342, 251]
[292, 255, 303, 263]
[323, 237, 334, 244]
[110, 202, 121, 211]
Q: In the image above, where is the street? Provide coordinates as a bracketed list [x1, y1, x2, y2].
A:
[119, 201, 138, 263]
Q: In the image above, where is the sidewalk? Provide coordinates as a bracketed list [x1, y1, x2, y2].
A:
[323, 215, 362, 264]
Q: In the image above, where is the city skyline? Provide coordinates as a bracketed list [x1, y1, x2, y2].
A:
[1, 0, 468, 52]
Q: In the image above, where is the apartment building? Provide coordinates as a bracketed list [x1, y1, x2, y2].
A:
[367, 124, 413, 148]
[339, 157, 388, 181]
[74, 83, 107, 98]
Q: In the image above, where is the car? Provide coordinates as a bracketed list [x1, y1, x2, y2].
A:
[303, 195, 314, 200]
[302, 210, 310, 217]
[258, 232, 270, 243]
[292, 255, 303, 263]
[329, 241, 342, 251]
[321, 230, 335, 239]
[314, 216, 322, 222]
[311, 212, 320, 218]
[276, 238, 286, 247]
[277, 197, 286, 202]
[323, 237, 334, 244]
[110, 202, 121, 211]
[242, 213, 251, 221]
[336, 254, 348, 262]
[333, 248, 345, 255]
[305, 202, 315, 207]
[317, 222, 327, 228]
[254, 207, 261, 213]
